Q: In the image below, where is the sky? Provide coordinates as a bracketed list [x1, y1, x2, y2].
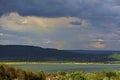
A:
[0, 0, 120, 50]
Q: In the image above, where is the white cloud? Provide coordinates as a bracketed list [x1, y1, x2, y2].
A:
[43, 39, 51, 44]
[0, 33, 4, 36]
[90, 42, 105, 49]
[0, 12, 81, 33]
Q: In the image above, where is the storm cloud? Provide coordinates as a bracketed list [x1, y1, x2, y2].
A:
[0, 0, 120, 50]
[1, 0, 120, 28]
[0, 0, 119, 17]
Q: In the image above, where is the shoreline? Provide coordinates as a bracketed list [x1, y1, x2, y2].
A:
[0, 62, 120, 65]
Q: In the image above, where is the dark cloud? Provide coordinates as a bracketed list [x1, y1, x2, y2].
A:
[0, 0, 78, 17]
[0, 0, 119, 17]
[0, 0, 120, 31]
[70, 21, 81, 25]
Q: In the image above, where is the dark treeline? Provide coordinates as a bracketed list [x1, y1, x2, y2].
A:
[0, 45, 120, 63]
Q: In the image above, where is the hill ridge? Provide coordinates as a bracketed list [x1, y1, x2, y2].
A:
[0, 45, 119, 62]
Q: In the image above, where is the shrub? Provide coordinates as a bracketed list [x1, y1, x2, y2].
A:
[74, 75, 85, 80]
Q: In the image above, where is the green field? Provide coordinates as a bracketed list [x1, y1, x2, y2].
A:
[9, 63, 120, 73]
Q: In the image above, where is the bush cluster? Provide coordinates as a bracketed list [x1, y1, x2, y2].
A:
[0, 64, 45, 80]
[0, 64, 120, 80]
[46, 71, 120, 80]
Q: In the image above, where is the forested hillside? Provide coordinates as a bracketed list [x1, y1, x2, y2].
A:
[0, 45, 120, 63]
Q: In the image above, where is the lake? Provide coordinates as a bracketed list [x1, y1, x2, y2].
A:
[11, 63, 120, 73]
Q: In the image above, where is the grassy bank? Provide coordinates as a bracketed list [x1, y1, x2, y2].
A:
[0, 61, 104, 65]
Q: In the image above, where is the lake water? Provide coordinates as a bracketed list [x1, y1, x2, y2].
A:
[11, 63, 120, 73]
